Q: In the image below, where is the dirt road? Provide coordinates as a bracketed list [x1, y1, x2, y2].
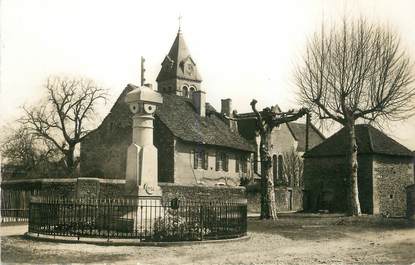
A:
[1, 215, 414, 264]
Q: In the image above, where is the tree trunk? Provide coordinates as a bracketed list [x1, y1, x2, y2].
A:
[346, 122, 362, 216]
[65, 145, 76, 175]
[259, 132, 278, 219]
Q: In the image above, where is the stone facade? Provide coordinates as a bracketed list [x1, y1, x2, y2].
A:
[303, 124, 414, 217]
[372, 155, 413, 216]
[303, 155, 414, 217]
[303, 156, 348, 213]
[406, 184, 415, 222]
[79, 89, 132, 179]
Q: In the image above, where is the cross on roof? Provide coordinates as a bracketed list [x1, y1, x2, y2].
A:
[178, 15, 182, 33]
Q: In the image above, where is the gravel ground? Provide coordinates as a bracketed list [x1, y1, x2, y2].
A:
[1, 214, 414, 265]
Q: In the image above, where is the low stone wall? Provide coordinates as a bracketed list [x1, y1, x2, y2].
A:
[246, 183, 303, 213]
[1, 178, 247, 209]
[159, 183, 246, 202]
[1, 179, 77, 197]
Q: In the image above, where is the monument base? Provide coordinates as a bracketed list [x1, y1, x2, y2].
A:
[138, 184, 162, 197]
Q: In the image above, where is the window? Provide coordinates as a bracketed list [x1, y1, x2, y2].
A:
[194, 148, 208, 170]
[189, 87, 195, 97]
[216, 152, 228, 171]
[182, 86, 189, 97]
[278, 154, 284, 182]
[241, 155, 248, 173]
[236, 155, 240, 173]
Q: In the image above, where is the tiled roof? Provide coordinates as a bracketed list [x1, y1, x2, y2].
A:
[98, 85, 254, 152]
[156, 32, 202, 82]
[304, 124, 413, 158]
[287, 122, 326, 152]
[156, 93, 254, 152]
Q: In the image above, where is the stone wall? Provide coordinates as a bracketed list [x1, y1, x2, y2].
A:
[303, 156, 349, 213]
[159, 183, 246, 202]
[406, 184, 415, 222]
[304, 154, 414, 216]
[1, 179, 247, 206]
[275, 187, 303, 212]
[357, 155, 374, 214]
[80, 87, 133, 179]
[1, 179, 77, 205]
[372, 155, 414, 217]
[80, 107, 132, 179]
[246, 183, 303, 213]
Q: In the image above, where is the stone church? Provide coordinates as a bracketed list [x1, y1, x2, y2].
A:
[80, 29, 255, 187]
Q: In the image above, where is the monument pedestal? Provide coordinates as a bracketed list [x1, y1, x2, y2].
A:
[124, 84, 163, 199]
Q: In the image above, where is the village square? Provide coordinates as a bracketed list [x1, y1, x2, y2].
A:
[0, 0, 415, 264]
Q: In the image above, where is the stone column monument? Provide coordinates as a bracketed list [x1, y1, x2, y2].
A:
[124, 84, 163, 197]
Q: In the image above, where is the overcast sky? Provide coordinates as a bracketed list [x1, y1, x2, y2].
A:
[1, 0, 415, 149]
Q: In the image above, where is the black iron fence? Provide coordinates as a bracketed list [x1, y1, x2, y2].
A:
[28, 196, 247, 242]
[1, 209, 29, 223]
[1, 189, 39, 223]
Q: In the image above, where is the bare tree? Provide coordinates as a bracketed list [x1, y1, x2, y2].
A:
[0, 125, 60, 177]
[282, 148, 304, 187]
[295, 18, 415, 215]
[20, 76, 108, 175]
[250, 100, 308, 219]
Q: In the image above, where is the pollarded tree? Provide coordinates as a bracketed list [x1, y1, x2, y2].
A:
[20, 76, 108, 175]
[250, 100, 309, 219]
[295, 18, 415, 216]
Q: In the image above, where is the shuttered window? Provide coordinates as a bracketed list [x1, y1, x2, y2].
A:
[216, 152, 228, 171]
[203, 152, 209, 170]
[194, 148, 208, 170]
[241, 155, 248, 173]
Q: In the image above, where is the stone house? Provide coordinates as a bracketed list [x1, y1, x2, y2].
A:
[80, 30, 255, 187]
[236, 110, 325, 212]
[303, 124, 414, 217]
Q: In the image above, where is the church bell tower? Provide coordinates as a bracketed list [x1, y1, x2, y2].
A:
[156, 28, 202, 98]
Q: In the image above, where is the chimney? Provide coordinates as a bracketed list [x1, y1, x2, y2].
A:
[221, 99, 232, 117]
[193, 90, 206, 117]
[221, 98, 238, 132]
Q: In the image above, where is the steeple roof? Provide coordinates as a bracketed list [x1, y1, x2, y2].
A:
[156, 31, 202, 82]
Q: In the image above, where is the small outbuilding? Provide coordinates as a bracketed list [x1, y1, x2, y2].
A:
[303, 124, 414, 217]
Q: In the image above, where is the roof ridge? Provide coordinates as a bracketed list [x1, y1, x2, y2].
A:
[285, 122, 299, 141]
